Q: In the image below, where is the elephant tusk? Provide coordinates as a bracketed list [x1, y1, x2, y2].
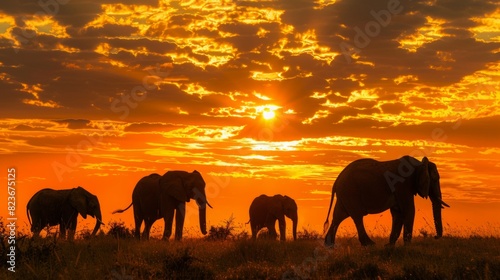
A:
[440, 199, 450, 208]
[206, 201, 213, 209]
[97, 218, 104, 224]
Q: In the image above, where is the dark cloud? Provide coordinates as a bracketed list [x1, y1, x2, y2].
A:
[80, 24, 139, 37]
[12, 124, 43, 131]
[423, 0, 497, 20]
[124, 122, 180, 132]
[380, 115, 500, 147]
[0, 0, 498, 142]
[53, 119, 91, 129]
[380, 102, 409, 115]
[0, 0, 159, 28]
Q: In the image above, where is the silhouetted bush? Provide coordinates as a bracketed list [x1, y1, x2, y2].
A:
[206, 215, 236, 241]
[297, 228, 321, 240]
[107, 221, 134, 239]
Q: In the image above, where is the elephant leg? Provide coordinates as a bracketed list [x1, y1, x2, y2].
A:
[134, 217, 143, 240]
[388, 207, 404, 245]
[68, 229, 76, 241]
[163, 207, 175, 241]
[59, 224, 67, 239]
[278, 217, 286, 241]
[265, 218, 278, 240]
[133, 205, 143, 240]
[352, 216, 374, 246]
[67, 216, 78, 240]
[174, 203, 186, 241]
[325, 202, 349, 247]
[67, 217, 77, 241]
[250, 221, 259, 240]
[402, 202, 415, 244]
[268, 228, 278, 240]
[142, 219, 155, 240]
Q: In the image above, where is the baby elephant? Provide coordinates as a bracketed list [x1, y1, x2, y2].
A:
[249, 194, 298, 241]
[27, 186, 103, 240]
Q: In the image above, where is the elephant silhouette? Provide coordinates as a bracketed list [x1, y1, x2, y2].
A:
[324, 156, 449, 247]
[249, 194, 298, 241]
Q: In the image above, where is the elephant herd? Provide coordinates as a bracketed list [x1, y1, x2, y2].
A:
[26, 156, 449, 247]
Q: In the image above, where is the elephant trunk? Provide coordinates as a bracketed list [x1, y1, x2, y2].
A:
[90, 209, 102, 236]
[292, 215, 298, 241]
[430, 181, 448, 239]
[193, 187, 210, 235]
[432, 200, 443, 238]
[199, 203, 207, 235]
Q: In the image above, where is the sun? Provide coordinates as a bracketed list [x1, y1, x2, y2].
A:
[263, 109, 276, 120]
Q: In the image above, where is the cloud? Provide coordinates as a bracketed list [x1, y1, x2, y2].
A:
[124, 122, 180, 132]
[53, 119, 91, 129]
[80, 24, 139, 37]
[0, 0, 498, 157]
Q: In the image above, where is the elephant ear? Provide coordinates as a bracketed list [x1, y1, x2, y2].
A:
[70, 187, 88, 219]
[417, 157, 430, 198]
[270, 195, 285, 218]
[283, 196, 296, 212]
[161, 172, 190, 202]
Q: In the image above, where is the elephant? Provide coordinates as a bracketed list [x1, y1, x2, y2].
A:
[27, 186, 103, 240]
[113, 170, 212, 240]
[249, 194, 298, 241]
[323, 156, 450, 247]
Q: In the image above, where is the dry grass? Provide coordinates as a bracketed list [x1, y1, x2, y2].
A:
[1, 221, 500, 279]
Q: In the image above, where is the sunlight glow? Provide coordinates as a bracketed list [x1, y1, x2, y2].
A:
[263, 109, 276, 120]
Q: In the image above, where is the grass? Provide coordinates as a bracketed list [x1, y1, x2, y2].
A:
[1, 221, 500, 279]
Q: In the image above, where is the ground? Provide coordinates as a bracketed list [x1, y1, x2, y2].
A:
[2, 228, 500, 279]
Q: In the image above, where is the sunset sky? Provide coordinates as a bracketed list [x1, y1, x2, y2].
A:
[0, 0, 499, 238]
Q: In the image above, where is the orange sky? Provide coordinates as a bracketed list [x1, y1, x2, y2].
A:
[0, 0, 499, 239]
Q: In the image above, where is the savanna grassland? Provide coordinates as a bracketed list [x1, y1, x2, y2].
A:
[1, 220, 500, 280]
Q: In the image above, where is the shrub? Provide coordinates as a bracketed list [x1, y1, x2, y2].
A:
[206, 215, 236, 241]
[107, 221, 134, 239]
[298, 228, 322, 240]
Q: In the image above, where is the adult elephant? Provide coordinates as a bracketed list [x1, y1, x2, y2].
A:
[27, 186, 103, 240]
[113, 170, 212, 240]
[324, 156, 450, 247]
[249, 194, 298, 241]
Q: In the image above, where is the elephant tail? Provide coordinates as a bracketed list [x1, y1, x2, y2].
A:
[112, 202, 133, 214]
[323, 184, 336, 234]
